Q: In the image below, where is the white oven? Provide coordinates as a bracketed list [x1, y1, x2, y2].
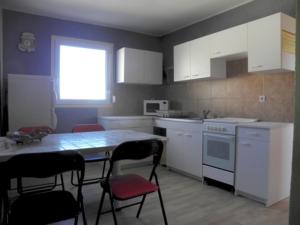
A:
[203, 133, 235, 172]
[202, 118, 257, 186]
[143, 100, 169, 116]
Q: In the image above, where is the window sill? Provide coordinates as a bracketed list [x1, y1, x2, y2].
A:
[54, 103, 113, 108]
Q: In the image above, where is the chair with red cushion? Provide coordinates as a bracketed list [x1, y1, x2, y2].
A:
[18, 126, 54, 134]
[95, 139, 168, 225]
[71, 124, 110, 186]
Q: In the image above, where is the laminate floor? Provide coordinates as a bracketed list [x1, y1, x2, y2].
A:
[53, 165, 289, 225]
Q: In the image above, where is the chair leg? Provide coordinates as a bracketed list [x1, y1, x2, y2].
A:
[95, 189, 106, 225]
[108, 191, 118, 225]
[101, 160, 107, 178]
[136, 194, 147, 218]
[81, 198, 88, 225]
[74, 215, 78, 225]
[60, 174, 65, 190]
[157, 189, 168, 225]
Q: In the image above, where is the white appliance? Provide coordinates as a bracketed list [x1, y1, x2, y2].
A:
[8, 74, 57, 131]
[143, 100, 168, 116]
[202, 118, 257, 186]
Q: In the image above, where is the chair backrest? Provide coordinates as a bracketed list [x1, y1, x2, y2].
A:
[0, 151, 85, 225]
[3, 151, 85, 181]
[72, 124, 105, 133]
[18, 126, 54, 134]
[106, 139, 163, 179]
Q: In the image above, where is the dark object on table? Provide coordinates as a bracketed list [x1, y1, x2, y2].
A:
[6, 130, 48, 144]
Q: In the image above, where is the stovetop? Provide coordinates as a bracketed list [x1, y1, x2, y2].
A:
[204, 117, 258, 124]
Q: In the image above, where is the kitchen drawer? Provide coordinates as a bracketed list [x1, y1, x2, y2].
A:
[237, 127, 269, 141]
[155, 119, 202, 132]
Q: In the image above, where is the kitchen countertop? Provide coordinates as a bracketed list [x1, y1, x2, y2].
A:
[155, 117, 203, 123]
[237, 122, 293, 129]
[99, 116, 153, 120]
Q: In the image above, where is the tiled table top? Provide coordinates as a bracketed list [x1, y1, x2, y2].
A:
[0, 130, 167, 162]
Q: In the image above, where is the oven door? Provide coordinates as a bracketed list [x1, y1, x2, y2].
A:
[203, 132, 235, 172]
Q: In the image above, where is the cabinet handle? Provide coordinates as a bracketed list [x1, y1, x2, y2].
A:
[184, 75, 190, 78]
[191, 74, 199, 77]
[184, 133, 192, 137]
[240, 142, 251, 146]
[176, 132, 184, 136]
[213, 51, 221, 55]
[252, 65, 263, 68]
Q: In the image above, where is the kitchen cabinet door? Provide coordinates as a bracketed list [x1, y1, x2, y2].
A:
[210, 24, 247, 58]
[117, 48, 163, 84]
[166, 129, 186, 171]
[183, 131, 203, 177]
[144, 50, 163, 84]
[248, 13, 295, 72]
[190, 36, 211, 79]
[166, 128, 202, 178]
[122, 48, 145, 83]
[248, 14, 281, 72]
[236, 137, 269, 200]
[174, 42, 190, 81]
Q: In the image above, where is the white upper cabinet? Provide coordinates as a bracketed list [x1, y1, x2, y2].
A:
[174, 42, 190, 81]
[174, 36, 226, 82]
[144, 50, 163, 84]
[248, 13, 296, 72]
[173, 12, 295, 82]
[117, 47, 163, 84]
[210, 24, 247, 58]
[190, 36, 211, 79]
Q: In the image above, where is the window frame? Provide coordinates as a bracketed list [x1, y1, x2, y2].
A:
[51, 35, 113, 107]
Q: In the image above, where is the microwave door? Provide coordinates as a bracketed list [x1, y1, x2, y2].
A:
[147, 103, 159, 113]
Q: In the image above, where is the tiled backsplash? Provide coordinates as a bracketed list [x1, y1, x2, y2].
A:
[163, 59, 295, 122]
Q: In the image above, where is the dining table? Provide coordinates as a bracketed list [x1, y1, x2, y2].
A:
[0, 129, 167, 174]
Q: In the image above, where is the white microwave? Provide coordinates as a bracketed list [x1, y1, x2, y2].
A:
[144, 100, 169, 116]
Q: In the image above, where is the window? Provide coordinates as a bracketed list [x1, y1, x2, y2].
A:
[52, 36, 113, 106]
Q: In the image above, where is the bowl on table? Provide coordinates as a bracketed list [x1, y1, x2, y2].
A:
[6, 130, 48, 144]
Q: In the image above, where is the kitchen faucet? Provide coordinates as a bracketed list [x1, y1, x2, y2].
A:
[203, 110, 210, 119]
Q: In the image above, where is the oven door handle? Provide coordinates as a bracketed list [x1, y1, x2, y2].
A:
[203, 132, 235, 141]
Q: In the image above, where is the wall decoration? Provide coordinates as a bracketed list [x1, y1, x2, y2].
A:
[18, 32, 36, 52]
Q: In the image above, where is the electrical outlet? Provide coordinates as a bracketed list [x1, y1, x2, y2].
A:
[259, 95, 266, 103]
[112, 96, 116, 103]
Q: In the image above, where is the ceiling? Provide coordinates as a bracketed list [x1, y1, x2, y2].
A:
[3, 0, 254, 36]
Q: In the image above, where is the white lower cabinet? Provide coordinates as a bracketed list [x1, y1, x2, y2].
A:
[235, 124, 293, 206]
[163, 122, 202, 178]
[236, 138, 268, 200]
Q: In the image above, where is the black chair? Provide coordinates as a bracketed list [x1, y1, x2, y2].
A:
[71, 124, 110, 186]
[95, 139, 168, 225]
[0, 151, 87, 225]
[17, 126, 65, 193]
